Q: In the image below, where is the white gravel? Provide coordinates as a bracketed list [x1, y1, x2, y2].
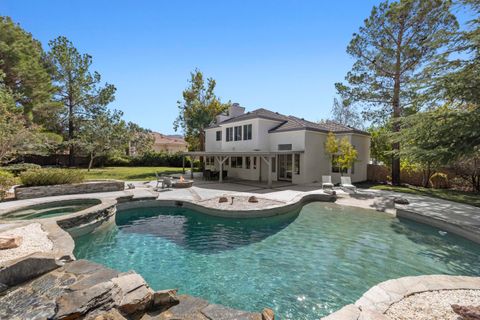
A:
[199, 195, 285, 210]
[386, 289, 480, 320]
[0, 223, 53, 265]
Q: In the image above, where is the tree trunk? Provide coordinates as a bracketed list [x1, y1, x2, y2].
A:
[68, 97, 75, 167]
[88, 153, 94, 171]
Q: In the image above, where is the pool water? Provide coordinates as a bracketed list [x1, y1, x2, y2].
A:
[3, 199, 101, 220]
[73, 203, 480, 319]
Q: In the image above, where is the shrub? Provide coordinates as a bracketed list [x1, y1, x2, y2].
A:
[20, 169, 85, 187]
[0, 170, 17, 200]
[430, 172, 449, 189]
[3, 163, 41, 176]
[105, 155, 131, 166]
[130, 152, 191, 167]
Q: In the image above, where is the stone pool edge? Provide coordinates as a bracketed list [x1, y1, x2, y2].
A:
[322, 275, 480, 319]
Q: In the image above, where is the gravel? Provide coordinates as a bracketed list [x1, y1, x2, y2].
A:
[0, 223, 53, 264]
[386, 289, 480, 320]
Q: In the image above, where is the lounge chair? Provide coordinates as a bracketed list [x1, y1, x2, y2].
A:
[322, 176, 334, 190]
[340, 176, 357, 193]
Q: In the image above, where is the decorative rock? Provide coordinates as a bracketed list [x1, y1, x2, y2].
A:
[248, 196, 259, 203]
[262, 308, 274, 320]
[90, 309, 127, 320]
[152, 289, 179, 309]
[0, 236, 22, 250]
[219, 197, 228, 203]
[112, 273, 154, 316]
[452, 304, 480, 320]
[393, 197, 409, 205]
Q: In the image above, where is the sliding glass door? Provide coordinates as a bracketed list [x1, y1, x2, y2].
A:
[278, 154, 292, 181]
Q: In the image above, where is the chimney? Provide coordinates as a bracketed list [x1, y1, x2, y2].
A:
[228, 103, 245, 118]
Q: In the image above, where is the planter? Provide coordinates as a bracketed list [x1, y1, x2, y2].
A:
[14, 181, 125, 200]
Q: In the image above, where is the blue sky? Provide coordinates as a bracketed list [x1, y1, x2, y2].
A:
[0, 1, 469, 134]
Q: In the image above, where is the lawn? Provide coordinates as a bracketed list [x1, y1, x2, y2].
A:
[360, 183, 480, 208]
[80, 167, 185, 181]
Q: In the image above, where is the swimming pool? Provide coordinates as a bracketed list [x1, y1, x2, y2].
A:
[2, 199, 101, 220]
[73, 202, 480, 319]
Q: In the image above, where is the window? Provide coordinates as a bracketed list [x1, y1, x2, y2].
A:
[234, 126, 242, 141]
[216, 130, 222, 141]
[294, 154, 300, 174]
[231, 156, 243, 168]
[246, 156, 251, 169]
[226, 128, 233, 142]
[243, 124, 252, 140]
[271, 157, 276, 172]
[205, 156, 214, 166]
[331, 155, 347, 174]
[253, 157, 257, 169]
[278, 144, 292, 151]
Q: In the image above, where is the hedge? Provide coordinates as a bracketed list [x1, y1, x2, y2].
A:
[20, 168, 85, 187]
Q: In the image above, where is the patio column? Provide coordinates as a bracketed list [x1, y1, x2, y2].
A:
[182, 155, 185, 174]
[216, 156, 229, 183]
[190, 156, 194, 179]
[261, 156, 272, 188]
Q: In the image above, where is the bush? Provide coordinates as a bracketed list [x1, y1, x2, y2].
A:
[430, 172, 449, 189]
[130, 152, 191, 167]
[105, 155, 131, 166]
[3, 163, 41, 176]
[20, 169, 85, 187]
[0, 170, 16, 200]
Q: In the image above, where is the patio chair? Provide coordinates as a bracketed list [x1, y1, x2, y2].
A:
[162, 177, 173, 189]
[155, 172, 163, 188]
[322, 176, 334, 190]
[340, 176, 357, 193]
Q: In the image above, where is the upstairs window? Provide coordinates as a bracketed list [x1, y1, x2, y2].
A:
[278, 144, 292, 151]
[226, 128, 233, 142]
[216, 130, 222, 141]
[234, 126, 242, 141]
[243, 124, 252, 140]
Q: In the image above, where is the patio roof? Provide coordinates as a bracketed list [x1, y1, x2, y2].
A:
[182, 150, 304, 157]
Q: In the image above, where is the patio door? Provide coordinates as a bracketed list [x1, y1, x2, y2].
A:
[278, 154, 292, 181]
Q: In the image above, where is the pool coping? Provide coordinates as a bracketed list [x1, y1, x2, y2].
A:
[322, 275, 480, 319]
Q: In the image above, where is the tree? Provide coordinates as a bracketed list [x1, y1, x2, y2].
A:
[330, 97, 363, 129]
[324, 132, 358, 175]
[76, 109, 128, 171]
[173, 69, 229, 151]
[335, 0, 458, 185]
[126, 122, 154, 156]
[368, 125, 392, 165]
[0, 16, 55, 124]
[49, 36, 116, 166]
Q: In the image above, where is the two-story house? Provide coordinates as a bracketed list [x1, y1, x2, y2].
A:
[184, 103, 370, 187]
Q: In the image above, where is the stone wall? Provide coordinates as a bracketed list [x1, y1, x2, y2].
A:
[14, 181, 125, 200]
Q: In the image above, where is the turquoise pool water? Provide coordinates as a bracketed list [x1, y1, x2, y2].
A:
[73, 203, 480, 319]
[3, 199, 100, 220]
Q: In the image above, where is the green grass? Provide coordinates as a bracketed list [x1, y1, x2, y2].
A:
[358, 182, 480, 208]
[80, 167, 185, 181]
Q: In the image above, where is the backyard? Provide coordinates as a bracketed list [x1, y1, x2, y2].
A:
[80, 166, 185, 181]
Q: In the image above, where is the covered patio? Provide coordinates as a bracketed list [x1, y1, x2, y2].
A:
[181, 151, 304, 188]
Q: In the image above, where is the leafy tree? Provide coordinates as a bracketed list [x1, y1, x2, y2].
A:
[49, 36, 116, 166]
[0, 16, 55, 124]
[126, 122, 154, 156]
[324, 132, 358, 175]
[368, 126, 392, 165]
[76, 109, 128, 171]
[330, 97, 363, 129]
[335, 0, 458, 185]
[174, 69, 230, 151]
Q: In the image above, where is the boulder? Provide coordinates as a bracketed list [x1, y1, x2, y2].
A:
[0, 236, 22, 250]
[393, 197, 409, 205]
[452, 304, 480, 320]
[90, 309, 127, 320]
[152, 289, 179, 309]
[219, 197, 228, 203]
[248, 196, 259, 203]
[112, 273, 154, 316]
[262, 308, 274, 320]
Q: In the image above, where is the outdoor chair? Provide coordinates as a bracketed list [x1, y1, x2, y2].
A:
[162, 177, 173, 189]
[340, 176, 357, 193]
[322, 176, 334, 190]
[155, 172, 163, 188]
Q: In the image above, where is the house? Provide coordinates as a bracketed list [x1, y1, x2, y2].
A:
[185, 103, 370, 186]
[150, 132, 188, 154]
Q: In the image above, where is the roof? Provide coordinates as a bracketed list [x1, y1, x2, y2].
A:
[151, 132, 188, 146]
[209, 108, 369, 135]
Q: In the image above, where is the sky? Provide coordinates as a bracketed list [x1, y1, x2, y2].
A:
[0, 1, 470, 134]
